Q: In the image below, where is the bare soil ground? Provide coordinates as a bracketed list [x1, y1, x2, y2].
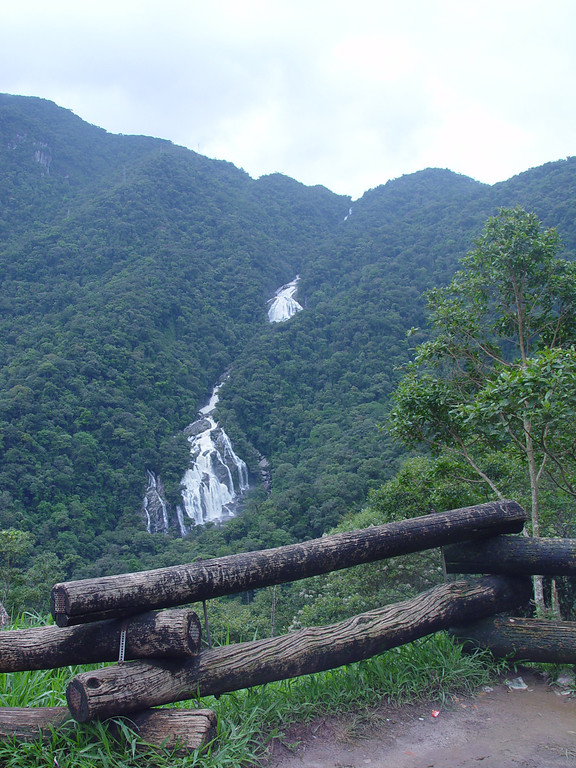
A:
[263, 669, 576, 768]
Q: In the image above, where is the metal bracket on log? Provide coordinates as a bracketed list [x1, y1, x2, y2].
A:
[52, 501, 526, 626]
[0, 609, 202, 673]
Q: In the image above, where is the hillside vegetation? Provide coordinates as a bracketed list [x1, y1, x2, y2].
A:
[1, 94, 576, 614]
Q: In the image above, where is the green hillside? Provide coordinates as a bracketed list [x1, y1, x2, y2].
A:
[2, 94, 576, 600]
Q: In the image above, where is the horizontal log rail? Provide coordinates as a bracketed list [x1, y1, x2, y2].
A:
[444, 535, 576, 575]
[52, 500, 526, 626]
[66, 575, 531, 722]
[0, 707, 72, 742]
[450, 616, 576, 664]
[0, 706, 216, 752]
[0, 609, 201, 673]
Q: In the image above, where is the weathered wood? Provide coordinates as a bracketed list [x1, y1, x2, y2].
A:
[0, 609, 201, 672]
[0, 706, 216, 752]
[52, 501, 526, 626]
[124, 708, 217, 753]
[444, 535, 576, 575]
[0, 707, 72, 742]
[450, 615, 576, 664]
[66, 575, 531, 722]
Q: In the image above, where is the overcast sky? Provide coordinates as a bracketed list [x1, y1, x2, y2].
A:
[2, 0, 575, 199]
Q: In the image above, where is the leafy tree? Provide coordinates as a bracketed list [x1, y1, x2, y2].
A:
[389, 207, 576, 610]
[463, 347, 576, 509]
[0, 528, 33, 612]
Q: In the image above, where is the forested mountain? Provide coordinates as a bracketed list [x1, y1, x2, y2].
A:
[2, 93, 576, 595]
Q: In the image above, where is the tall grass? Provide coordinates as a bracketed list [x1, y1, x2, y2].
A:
[0, 615, 506, 767]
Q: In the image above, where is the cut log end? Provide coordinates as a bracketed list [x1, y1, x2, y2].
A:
[66, 679, 91, 724]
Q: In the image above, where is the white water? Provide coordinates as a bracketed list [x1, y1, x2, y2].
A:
[143, 380, 250, 533]
[177, 382, 249, 527]
[267, 275, 303, 323]
[145, 275, 305, 534]
[143, 470, 169, 534]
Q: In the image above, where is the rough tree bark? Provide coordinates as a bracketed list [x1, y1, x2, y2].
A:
[0, 706, 216, 752]
[0, 707, 72, 742]
[66, 575, 531, 722]
[0, 609, 201, 672]
[122, 708, 217, 753]
[444, 536, 576, 575]
[52, 501, 526, 626]
[450, 616, 576, 664]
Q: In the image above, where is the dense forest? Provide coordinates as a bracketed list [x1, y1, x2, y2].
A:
[1, 93, 576, 621]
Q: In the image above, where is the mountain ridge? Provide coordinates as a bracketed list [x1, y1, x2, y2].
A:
[2, 93, 576, 590]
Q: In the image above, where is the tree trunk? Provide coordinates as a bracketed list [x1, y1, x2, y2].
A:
[524, 419, 546, 613]
[444, 536, 576, 575]
[0, 609, 201, 672]
[450, 616, 576, 664]
[52, 501, 527, 626]
[67, 575, 531, 722]
[0, 706, 216, 752]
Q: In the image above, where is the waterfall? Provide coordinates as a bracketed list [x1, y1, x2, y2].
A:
[267, 275, 303, 323]
[177, 380, 249, 528]
[143, 379, 250, 534]
[143, 470, 169, 534]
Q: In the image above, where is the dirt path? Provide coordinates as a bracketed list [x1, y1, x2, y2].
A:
[264, 670, 576, 768]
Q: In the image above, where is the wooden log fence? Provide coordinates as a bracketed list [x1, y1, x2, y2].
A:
[0, 608, 202, 673]
[51, 500, 527, 626]
[0, 706, 217, 754]
[2, 498, 575, 751]
[449, 616, 576, 664]
[445, 533, 576, 664]
[65, 575, 531, 722]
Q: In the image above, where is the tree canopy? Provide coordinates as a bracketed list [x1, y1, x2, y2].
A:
[389, 207, 576, 610]
[4, 95, 576, 615]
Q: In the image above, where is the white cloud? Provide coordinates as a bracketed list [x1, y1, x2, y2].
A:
[1, 0, 575, 198]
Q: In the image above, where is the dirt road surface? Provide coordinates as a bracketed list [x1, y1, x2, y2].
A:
[265, 670, 576, 768]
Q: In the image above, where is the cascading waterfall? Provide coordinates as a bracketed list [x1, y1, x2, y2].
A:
[143, 276, 305, 534]
[143, 470, 169, 534]
[177, 380, 249, 529]
[267, 275, 303, 323]
[142, 380, 249, 534]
